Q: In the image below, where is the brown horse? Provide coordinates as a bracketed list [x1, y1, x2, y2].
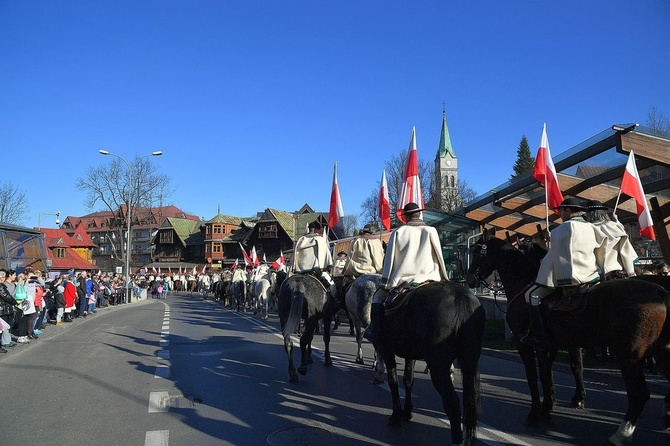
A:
[466, 232, 670, 445]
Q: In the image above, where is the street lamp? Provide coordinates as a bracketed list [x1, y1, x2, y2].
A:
[99, 149, 163, 303]
[38, 211, 61, 230]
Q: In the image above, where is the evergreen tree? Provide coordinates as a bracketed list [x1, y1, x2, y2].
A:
[510, 135, 535, 181]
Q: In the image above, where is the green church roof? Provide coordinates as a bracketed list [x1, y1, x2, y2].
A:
[437, 110, 456, 158]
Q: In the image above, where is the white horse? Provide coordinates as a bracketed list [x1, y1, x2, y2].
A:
[250, 264, 276, 320]
[230, 268, 248, 311]
[198, 274, 211, 296]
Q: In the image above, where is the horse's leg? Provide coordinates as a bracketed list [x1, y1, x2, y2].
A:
[298, 319, 316, 375]
[568, 347, 586, 409]
[651, 344, 670, 428]
[517, 342, 543, 426]
[373, 348, 385, 384]
[427, 358, 463, 446]
[322, 313, 333, 366]
[284, 335, 298, 383]
[537, 348, 557, 423]
[383, 352, 403, 427]
[402, 359, 415, 421]
[608, 359, 648, 446]
[354, 319, 364, 365]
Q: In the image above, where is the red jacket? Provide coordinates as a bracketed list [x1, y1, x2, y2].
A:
[64, 281, 77, 308]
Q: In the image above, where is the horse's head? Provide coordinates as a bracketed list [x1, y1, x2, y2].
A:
[465, 228, 507, 288]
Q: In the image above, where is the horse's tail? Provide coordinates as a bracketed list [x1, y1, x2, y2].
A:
[656, 286, 670, 352]
[282, 284, 305, 340]
[456, 288, 486, 444]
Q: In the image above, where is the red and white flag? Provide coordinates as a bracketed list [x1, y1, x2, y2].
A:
[192, 266, 197, 275]
[396, 127, 424, 223]
[152, 266, 157, 274]
[620, 150, 655, 240]
[251, 246, 260, 266]
[379, 169, 391, 231]
[178, 265, 182, 275]
[263, 253, 267, 264]
[238, 243, 252, 266]
[158, 267, 161, 275]
[168, 267, 172, 276]
[272, 250, 286, 270]
[328, 162, 344, 228]
[232, 258, 238, 270]
[201, 264, 207, 274]
[533, 123, 564, 213]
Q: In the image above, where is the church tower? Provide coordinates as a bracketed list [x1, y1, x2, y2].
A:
[434, 108, 460, 211]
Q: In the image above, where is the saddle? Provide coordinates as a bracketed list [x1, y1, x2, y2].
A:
[542, 283, 597, 313]
[384, 280, 434, 315]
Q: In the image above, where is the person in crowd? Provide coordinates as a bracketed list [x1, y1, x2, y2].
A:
[522, 197, 606, 350]
[0, 270, 18, 348]
[54, 285, 66, 325]
[76, 272, 89, 317]
[15, 273, 34, 343]
[365, 203, 448, 346]
[292, 220, 337, 310]
[584, 200, 637, 279]
[657, 262, 669, 276]
[63, 274, 77, 323]
[0, 270, 17, 350]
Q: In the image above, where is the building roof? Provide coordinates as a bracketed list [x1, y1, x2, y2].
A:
[437, 109, 456, 159]
[41, 227, 96, 271]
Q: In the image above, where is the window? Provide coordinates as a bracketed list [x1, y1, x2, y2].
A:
[159, 231, 174, 244]
[259, 224, 277, 239]
[213, 225, 223, 234]
[213, 243, 222, 253]
[55, 248, 65, 258]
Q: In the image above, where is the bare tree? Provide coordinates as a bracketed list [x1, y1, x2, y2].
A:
[76, 156, 174, 262]
[427, 177, 478, 212]
[0, 181, 29, 225]
[341, 214, 359, 237]
[359, 150, 433, 227]
[646, 105, 670, 137]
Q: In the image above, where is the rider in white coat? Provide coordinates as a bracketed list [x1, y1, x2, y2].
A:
[292, 221, 337, 308]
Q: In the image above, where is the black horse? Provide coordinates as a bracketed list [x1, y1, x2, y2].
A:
[278, 274, 334, 382]
[378, 280, 485, 446]
[466, 232, 670, 445]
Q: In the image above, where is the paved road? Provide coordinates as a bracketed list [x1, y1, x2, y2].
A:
[0, 293, 667, 446]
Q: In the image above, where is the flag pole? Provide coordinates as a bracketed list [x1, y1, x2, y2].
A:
[613, 188, 623, 215]
[544, 182, 550, 244]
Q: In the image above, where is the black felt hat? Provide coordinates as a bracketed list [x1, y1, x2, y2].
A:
[584, 199, 608, 210]
[402, 202, 423, 216]
[554, 197, 586, 211]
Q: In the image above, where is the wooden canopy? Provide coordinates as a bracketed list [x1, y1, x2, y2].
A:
[460, 124, 670, 262]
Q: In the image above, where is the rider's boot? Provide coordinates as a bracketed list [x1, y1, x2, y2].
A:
[520, 302, 548, 351]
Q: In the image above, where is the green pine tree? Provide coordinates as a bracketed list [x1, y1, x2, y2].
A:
[510, 135, 535, 181]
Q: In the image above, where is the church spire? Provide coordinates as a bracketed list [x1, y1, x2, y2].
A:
[437, 106, 456, 158]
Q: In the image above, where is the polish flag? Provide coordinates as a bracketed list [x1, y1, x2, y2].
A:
[152, 266, 157, 274]
[239, 243, 252, 266]
[201, 264, 207, 274]
[328, 162, 345, 228]
[178, 266, 182, 275]
[533, 123, 564, 213]
[378, 169, 391, 231]
[262, 253, 267, 264]
[158, 267, 161, 275]
[272, 250, 286, 270]
[620, 150, 655, 240]
[231, 258, 238, 270]
[396, 127, 424, 223]
[168, 267, 172, 276]
[251, 246, 260, 266]
[192, 266, 197, 275]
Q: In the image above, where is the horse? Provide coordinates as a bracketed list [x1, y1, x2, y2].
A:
[278, 273, 335, 382]
[344, 274, 385, 381]
[229, 268, 247, 311]
[376, 280, 485, 446]
[466, 231, 670, 445]
[250, 264, 276, 320]
[198, 274, 211, 296]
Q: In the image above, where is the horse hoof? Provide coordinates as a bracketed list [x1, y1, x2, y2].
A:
[388, 413, 402, 427]
[298, 365, 308, 375]
[524, 413, 540, 427]
[372, 375, 384, 385]
[570, 399, 585, 409]
[289, 372, 299, 383]
[324, 358, 333, 367]
[307, 357, 314, 365]
[403, 410, 413, 421]
[355, 358, 364, 365]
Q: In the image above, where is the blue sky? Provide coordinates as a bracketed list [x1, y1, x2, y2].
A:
[2, 1, 669, 229]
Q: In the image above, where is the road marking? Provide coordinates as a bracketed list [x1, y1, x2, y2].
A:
[162, 325, 169, 330]
[155, 364, 170, 378]
[148, 391, 170, 413]
[145, 430, 169, 446]
[157, 350, 170, 360]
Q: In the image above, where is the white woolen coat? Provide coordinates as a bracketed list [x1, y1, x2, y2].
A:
[380, 222, 448, 290]
[592, 220, 638, 275]
[536, 218, 606, 287]
[293, 233, 333, 273]
[343, 236, 385, 276]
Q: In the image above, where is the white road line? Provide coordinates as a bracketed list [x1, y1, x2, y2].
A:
[156, 350, 170, 360]
[159, 339, 169, 346]
[155, 365, 170, 378]
[148, 391, 170, 413]
[145, 430, 169, 446]
[161, 325, 169, 330]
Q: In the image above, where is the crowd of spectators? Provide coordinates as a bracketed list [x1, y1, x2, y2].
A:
[0, 268, 130, 353]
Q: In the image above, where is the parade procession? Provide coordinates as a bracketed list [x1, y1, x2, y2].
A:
[1, 3, 670, 446]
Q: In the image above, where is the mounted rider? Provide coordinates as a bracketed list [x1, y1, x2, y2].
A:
[522, 197, 606, 350]
[584, 199, 637, 279]
[364, 202, 449, 346]
[291, 220, 338, 310]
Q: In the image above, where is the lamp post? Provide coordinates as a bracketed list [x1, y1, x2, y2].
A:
[38, 211, 61, 230]
[99, 149, 163, 303]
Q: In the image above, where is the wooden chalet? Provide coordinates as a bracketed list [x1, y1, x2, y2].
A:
[41, 226, 97, 276]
